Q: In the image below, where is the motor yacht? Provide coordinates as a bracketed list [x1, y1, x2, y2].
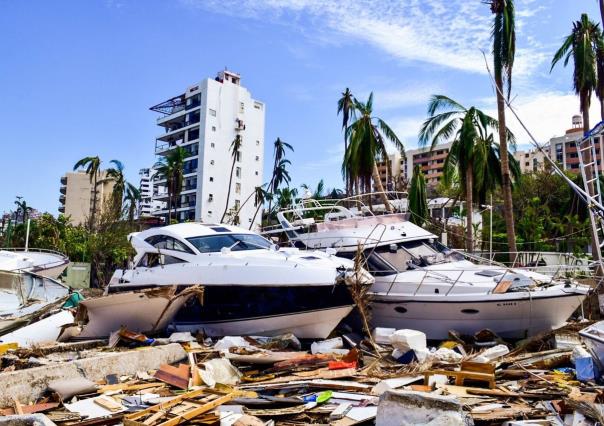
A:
[267, 199, 590, 340]
[108, 223, 373, 339]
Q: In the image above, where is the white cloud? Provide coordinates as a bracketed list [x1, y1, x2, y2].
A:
[370, 84, 441, 109]
[387, 115, 426, 148]
[482, 91, 600, 146]
[181, 0, 547, 76]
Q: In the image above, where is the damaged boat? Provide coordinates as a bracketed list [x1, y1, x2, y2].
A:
[267, 200, 590, 340]
[0, 248, 69, 279]
[108, 223, 373, 339]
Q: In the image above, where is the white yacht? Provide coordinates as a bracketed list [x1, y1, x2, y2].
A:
[108, 223, 373, 339]
[267, 200, 590, 340]
[0, 249, 69, 279]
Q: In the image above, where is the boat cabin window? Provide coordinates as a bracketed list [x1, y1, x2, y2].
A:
[137, 253, 186, 268]
[186, 233, 272, 253]
[145, 235, 195, 254]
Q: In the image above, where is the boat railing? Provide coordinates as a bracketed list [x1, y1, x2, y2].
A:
[383, 263, 591, 297]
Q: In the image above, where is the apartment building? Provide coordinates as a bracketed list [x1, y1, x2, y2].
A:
[376, 142, 452, 190]
[150, 70, 265, 226]
[138, 168, 164, 217]
[513, 147, 548, 174]
[59, 171, 115, 226]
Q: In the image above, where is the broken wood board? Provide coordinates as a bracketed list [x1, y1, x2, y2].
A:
[154, 363, 190, 390]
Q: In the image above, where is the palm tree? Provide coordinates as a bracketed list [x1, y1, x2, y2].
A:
[419, 95, 515, 251]
[338, 88, 355, 195]
[267, 138, 294, 215]
[124, 182, 141, 222]
[275, 187, 298, 210]
[106, 159, 126, 216]
[488, 0, 518, 261]
[250, 185, 270, 229]
[551, 14, 603, 132]
[154, 147, 186, 224]
[301, 179, 325, 199]
[73, 156, 101, 230]
[221, 135, 243, 223]
[343, 93, 404, 213]
[14, 198, 33, 224]
[408, 165, 428, 226]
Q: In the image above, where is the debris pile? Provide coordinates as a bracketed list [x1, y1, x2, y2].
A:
[3, 319, 604, 425]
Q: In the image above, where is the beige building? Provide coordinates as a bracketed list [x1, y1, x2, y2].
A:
[513, 147, 548, 174]
[59, 171, 115, 226]
[376, 142, 453, 190]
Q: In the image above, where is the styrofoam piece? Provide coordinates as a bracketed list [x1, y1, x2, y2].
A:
[372, 327, 396, 345]
[389, 329, 426, 352]
[0, 310, 74, 347]
[311, 337, 344, 354]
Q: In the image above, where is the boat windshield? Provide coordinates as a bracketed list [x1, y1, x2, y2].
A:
[186, 233, 272, 253]
[372, 239, 461, 271]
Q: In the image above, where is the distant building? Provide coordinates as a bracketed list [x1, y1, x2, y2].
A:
[138, 168, 164, 218]
[59, 171, 115, 226]
[513, 147, 548, 174]
[150, 70, 265, 226]
[376, 142, 452, 190]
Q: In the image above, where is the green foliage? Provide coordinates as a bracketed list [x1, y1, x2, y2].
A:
[409, 165, 428, 226]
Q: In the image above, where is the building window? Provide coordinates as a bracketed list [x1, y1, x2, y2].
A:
[210, 143, 215, 148]
[239, 102, 245, 113]
[209, 177, 214, 182]
[209, 194, 213, 201]
[256, 140, 260, 146]
[209, 109, 216, 117]
[235, 183, 241, 194]
[236, 167, 241, 178]
[188, 128, 199, 141]
[253, 101, 263, 110]
[234, 200, 240, 209]
[236, 151, 242, 162]
[208, 211, 212, 215]
[255, 155, 260, 161]
[210, 160, 215, 165]
[255, 171, 258, 176]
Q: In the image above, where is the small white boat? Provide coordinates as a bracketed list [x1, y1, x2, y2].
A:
[579, 321, 604, 366]
[266, 197, 590, 340]
[0, 249, 69, 279]
[108, 223, 373, 339]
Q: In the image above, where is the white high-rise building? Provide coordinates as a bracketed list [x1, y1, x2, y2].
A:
[150, 70, 265, 226]
[138, 167, 164, 217]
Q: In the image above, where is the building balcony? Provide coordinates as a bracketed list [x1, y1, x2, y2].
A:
[60, 186, 66, 195]
[59, 194, 66, 203]
[155, 139, 199, 155]
[156, 121, 200, 142]
[58, 206, 65, 213]
[60, 176, 67, 185]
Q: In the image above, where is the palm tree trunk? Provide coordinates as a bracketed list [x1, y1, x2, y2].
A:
[344, 138, 349, 197]
[221, 156, 237, 223]
[168, 189, 172, 224]
[90, 173, 98, 230]
[372, 163, 393, 213]
[465, 163, 474, 252]
[250, 204, 263, 230]
[495, 77, 517, 262]
[600, 0, 604, 29]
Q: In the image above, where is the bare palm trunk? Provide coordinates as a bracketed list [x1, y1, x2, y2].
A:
[250, 204, 263, 230]
[221, 156, 237, 223]
[495, 78, 517, 262]
[465, 163, 474, 252]
[372, 163, 393, 213]
[90, 172, 98, 230]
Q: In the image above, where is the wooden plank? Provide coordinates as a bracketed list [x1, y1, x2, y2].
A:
[157, 393, 235, 426]
[124, 389, 207, 424]
[154, 364, 190, 390]
[460, 361, 495, 375]
[424, 369, 495, 389]
[99, 382, 166, 393]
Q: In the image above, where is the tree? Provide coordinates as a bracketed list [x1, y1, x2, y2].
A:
[106, 159, 126, 217]
[250, 185, 270, 229]
[419, 95, 516, 251]
[337, 88, 355, 195]
[154, 147, 186, 224]
[409, 166, 428, 226]
[301, 179, 325, 199]
[488, 0, 518, 261]
[73, 156, 101, 230]
[551, 14, 603, 133]
[267, 138, 294, 216]
[275, 187, 298, 210]
[343, 93, 404, 213]
[14, 198, 33, 224]
[124, 182, 141, 223]
[221, 135, 243, 223]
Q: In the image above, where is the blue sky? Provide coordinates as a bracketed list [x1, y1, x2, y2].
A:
[0, 0, 601, 215]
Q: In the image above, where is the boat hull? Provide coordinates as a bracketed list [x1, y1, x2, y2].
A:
[174, 305, 354, 339]
[370, 291, 587, 340]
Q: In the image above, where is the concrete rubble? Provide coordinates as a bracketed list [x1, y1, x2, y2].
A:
[3, 288, 604, 424]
